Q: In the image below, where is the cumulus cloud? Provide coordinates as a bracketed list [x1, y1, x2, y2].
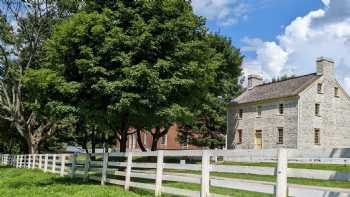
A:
[322, 0, 330, 6]
[191, 0, 249, 26]
[243, 0, 350, 92]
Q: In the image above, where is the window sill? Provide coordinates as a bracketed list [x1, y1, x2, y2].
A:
[256, 116, 262, 118]
[277, 114, 284, 116]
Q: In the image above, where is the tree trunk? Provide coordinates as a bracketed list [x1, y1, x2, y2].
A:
[26, 136, 39, 154]
[151, 136, 158, 151]
[136, 129, 147, 152]
[119, 134, 127, 152]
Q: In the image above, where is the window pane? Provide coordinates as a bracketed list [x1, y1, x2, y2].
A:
[279, 104, 284, 114]
[335, 87, 339, 97]
[314, 129, 320, 145]
[236, 129, 242, 144]
[277, 128, 283, 144]
[315, 104, 320, 116]
[257, 106, 262, 117]
[317, 83, 322, 93]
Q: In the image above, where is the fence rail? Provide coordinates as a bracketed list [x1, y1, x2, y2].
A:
[1, 149, 350, 197]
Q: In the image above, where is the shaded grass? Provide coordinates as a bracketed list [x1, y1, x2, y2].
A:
[0, 166, 271, 197]
[0, 166, 152, 197]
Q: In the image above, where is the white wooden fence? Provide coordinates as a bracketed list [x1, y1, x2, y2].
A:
[1, 149, 350, 197]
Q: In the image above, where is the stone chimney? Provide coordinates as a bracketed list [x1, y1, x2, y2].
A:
[247, 74, 263, 89]
[316, 57, 335, 78]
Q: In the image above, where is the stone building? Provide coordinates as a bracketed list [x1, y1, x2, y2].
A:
[227, 57, 350, 149]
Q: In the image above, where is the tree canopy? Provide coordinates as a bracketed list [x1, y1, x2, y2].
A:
[0, 0, 243, 153]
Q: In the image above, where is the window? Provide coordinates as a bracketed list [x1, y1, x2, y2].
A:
[334, 87, 339, 97]
[277, 128, 284, 144]
[317, 83, 323, 94]
[279, 104, 284, 115]
[257, 106, 262, 117]
[314, 129, 320, 145]
[182, 137, 189, 149]
[315, 103, 320, 116]
[143, 132, 147, 146]
[236, 129, 242, 144]
[160, 134, 167, 145]
[239, 109, 243, 119]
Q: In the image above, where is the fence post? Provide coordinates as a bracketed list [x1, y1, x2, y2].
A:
[124, 152, 133, 190]
[44, 154, 48, 172]
[39, 154, 42, 169]
[201, 150, 210, 197]
[60, 154, 66, 177]
[101, 152, 109, 185]
[276, 148, 288, 197]
[155, 150, 164, 196]
[70, 153, 77, 178]
[52, 154, 56, 173]
[83, 154, 90, 182]
[16, 155, 19, 168]
[28, 154, 32, 168]
[23, 155, 27, 168]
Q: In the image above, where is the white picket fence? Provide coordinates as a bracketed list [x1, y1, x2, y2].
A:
[1, 149, 350, 197]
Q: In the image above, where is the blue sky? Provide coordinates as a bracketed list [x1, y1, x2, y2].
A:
[192, 0, 350, 93]
[204, 0, 324, 57]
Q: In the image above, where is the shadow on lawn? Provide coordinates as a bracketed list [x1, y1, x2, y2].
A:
[0, 166, 164, 197]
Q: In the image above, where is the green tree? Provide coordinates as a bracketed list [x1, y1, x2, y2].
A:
[177, 34, 243, 149]
[0, 0, 80, 153]
[41, 0, 243, 152]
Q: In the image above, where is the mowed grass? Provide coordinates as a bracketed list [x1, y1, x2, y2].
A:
[0, 166, 153, 197]
[166, 168, 350, 189]
[221, 161, 350, 172]
[0, 166, 270, 197]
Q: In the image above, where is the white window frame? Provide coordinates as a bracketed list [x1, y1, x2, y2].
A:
[160, 134, 168, 145]
[334, 87, 339, 97]
[315, 103, 320, 116]
[277, 127, 284, 144]
[236, 129, 242, 144]
[314, 128, 320, 145]
[143, 132, 147, 146]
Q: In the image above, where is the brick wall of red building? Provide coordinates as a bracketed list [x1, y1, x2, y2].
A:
[119, 124, 199, 150]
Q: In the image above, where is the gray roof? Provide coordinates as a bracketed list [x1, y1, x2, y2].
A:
[232, 73, 320, 104]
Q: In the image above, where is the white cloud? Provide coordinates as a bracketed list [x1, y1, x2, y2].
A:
[344, 77, 350, 92]
[322, 0, 330, 6]
[191, 0, 249, 26]
[243, 0, 350, 93]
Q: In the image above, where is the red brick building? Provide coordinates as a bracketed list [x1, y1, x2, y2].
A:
[120, 124, 199, 150]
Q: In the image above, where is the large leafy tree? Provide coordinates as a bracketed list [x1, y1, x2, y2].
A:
[178, 34, 243, 149]
[42, 0, 209, 152]
[0, 0, 80, 153]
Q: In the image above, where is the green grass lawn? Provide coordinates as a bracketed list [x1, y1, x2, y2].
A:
[221, 161, 350, 172]
[0, 166, 272, 197]
[0, 166, 153, 197]
[166, 169, 350, 189]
